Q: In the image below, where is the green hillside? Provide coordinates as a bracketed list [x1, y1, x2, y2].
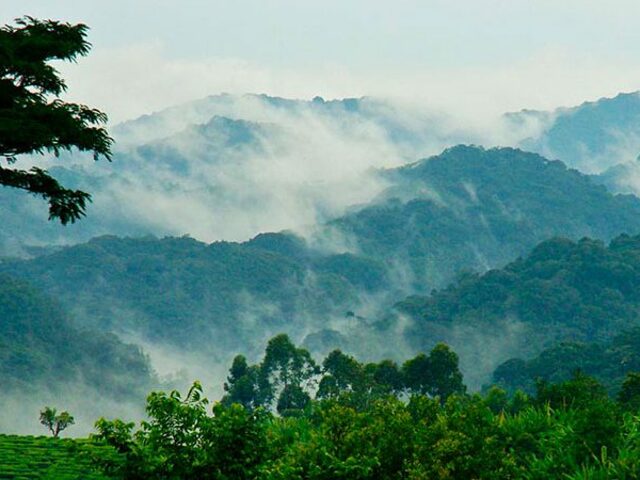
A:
[0, 435, 110, 480]
[0, 234, 382, 354]
[0, 273, 155, 399]
[515, 91, 640, 173]
[493, 328, 640, 395]
[393, 234, 640, 383]
[4, 145, 640, 371]
[0, 94, 466, 257]
[330, 145, 640, 291]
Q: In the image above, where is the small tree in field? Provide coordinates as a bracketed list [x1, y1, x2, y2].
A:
[39, 406, 74, 437]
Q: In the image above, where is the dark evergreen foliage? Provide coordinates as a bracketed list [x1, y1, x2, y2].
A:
[0, 16, 112, 223]
[331, 145, 640, 291]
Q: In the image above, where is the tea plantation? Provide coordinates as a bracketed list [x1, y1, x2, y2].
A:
[0, 435, 110, 480]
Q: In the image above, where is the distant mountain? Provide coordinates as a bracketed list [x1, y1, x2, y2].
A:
[5, 92, 640, 256]
[393, 234, 640, 386]
[592, 159, 640, 198]
[0, 94, 478, 257]
[111, 93, 469, 151]
[509, 91, 640, 173]
[0, 115, 274, 255]
[324, 145, 640, 291]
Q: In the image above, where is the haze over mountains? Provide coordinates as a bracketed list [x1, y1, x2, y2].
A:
[4, 90, 640, 433]
[0, 94, 474, 255]
[4, 91, 640, 257]
[512, 91, 640, 173]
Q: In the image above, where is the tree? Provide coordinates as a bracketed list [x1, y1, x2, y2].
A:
[402, 353, 431, 395]
[535, 370, 608, 410]
[618, 372, 640, 411]
[0, 16, 112, 224]
[39, 406, 74, 437]
[317, 349, 364, 399]
[260, 334, 318, 412]
[222, 335, 318, 414]
[369, 359, 403, 394]
[221, 355, 263, 410]
[427, 343, 466, 400]
[276, 384, 311, 416]
[94, 382, 268, 480]
[402, 343, 466, 402]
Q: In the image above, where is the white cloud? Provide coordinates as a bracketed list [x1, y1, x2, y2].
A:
[56, 42, 640, 126]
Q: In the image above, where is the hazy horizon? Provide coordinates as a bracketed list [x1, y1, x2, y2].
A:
[5, 1, 640, 124]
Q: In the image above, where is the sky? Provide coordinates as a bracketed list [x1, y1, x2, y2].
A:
[4, 0, 640, 123]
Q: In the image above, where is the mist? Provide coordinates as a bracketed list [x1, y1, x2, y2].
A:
[7, 85, 639, 256]
[0, 384, 147, 437]
[1, 93, 492, 255]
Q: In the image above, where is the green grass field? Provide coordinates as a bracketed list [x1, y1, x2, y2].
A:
[0, 434, 111, 480]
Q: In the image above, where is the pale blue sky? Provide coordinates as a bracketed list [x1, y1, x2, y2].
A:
[3, 1, 640, 121]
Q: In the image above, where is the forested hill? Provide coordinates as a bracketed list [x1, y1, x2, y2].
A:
[0, 274, 156, 431]
[393, 234, 640, 384]
[493, 327, 640, 396]
[511, 91, 640, 173]
[0, 115, 277, 255]
[4, 146, 640, 370]
[327, 145, 640, 291]
[0, 234, 387, 356]
[111, 93, 463, 149]
[0, 94, 468, 256]
[4, 91, 640, 258]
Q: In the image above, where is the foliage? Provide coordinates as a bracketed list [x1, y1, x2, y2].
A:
[0, 234, 386, 352]
[494, 328, 640, 396]
[4, 146, 640, 367]
[332, 145, 640, 291]
[402, 343, 466, 401]
[40, 406, 75, 438]
[397, 234, 640, 376]
[0, 16, 112, 223]
[0, 273, 155, 401]
[89, 370, 640, 479]
[94, 382, 268, 480]
[4, 337, 640, 479]
[619, 372, 640, 412]
[223, 335, 318, 415]
[223, 334, 465, 414]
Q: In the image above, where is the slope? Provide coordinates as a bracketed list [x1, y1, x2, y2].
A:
[393, 234, 640, 385]
[493, 328, 640, 396]
[0, 273, 155, 395]
[327, 145, 640, 292]
[511, 91, 640, 173]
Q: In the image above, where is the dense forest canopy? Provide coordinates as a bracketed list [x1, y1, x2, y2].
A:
[392, 234, 640, 379]
[4, 334, 640, 479]
[493, 327, 640, 396]
[0, 273, 155, 399]
[331, 145, 640, 291]
[0, 234, 382, 355]
[3, 146, 640, 369]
